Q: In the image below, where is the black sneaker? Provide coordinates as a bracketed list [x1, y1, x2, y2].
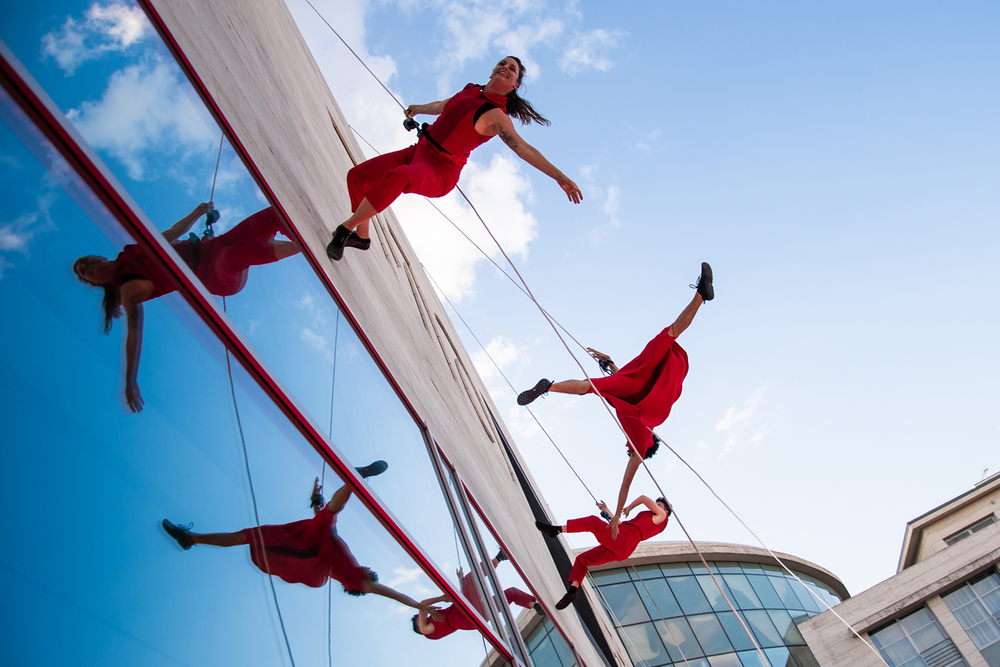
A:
[355, 460, 388, 478]
[533, 602, 545, 616]
[162, 519, 194, 550]
[517, 379, 552, 406]
[535, 520, 561, 539]
[326, 225, 351, 261]
[690, 262, 714, 301]
[495, 549, 508, 563]
[555, 587, 578, 610]
[345, 231, 371, 251]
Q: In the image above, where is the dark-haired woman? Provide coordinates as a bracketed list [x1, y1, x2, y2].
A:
[536, 495, 671, 609]
[327, 56, 583, 260]
[518, 264, 714, 539]
[162, 469, 440, 617]
[74, 204, 299, 412]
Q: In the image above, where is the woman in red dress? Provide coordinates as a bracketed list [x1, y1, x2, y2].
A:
[74, 204, 299, 412]
[326, 56, 582, 261]
[161, 465, 440, 617]
[536, 495, 671, 609]
[518, 263, 713, 540]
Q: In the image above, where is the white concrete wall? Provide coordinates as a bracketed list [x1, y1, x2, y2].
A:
[146, 0, 607, 664]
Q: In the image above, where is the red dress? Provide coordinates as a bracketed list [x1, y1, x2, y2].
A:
[423, 568, 535, 640]
[112, 207, 285, 299]
[589, 327, 689, 458]
[565, 511, 668, 583]
[239, 508, 372, 595]
[346, 84, 508, 214]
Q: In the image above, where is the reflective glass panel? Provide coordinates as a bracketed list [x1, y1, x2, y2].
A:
[768, 575, 807, 611]
[747, 574, 784, 609]
[639, 577, 685, 619]
[718, 611, 761, 652]
[708, 653, 744, 667]
[723, 574, 764, 610]
[620, 622, 671, 667]
[657, 616, 704, 662]
[600, 582, 651, 625]
[743, 610, 784, 648]
[699, 574, 739, 613]
[669, 575, 714, 615]
[689, 613, 735, 655]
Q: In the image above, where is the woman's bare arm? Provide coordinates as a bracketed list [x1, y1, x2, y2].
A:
[405, 98, 450, 118]
[162, 202, 212, 243]
[608, 451, 643, 539]
[478, 110, 582, 203]
[119, 279, 155, 413]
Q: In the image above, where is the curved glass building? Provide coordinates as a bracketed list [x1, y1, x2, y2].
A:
[586, 543, 848, 667]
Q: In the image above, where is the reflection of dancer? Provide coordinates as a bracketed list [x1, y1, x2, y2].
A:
[537, 496, 671, 609]
[413, 552, 541, 640]
[326, 56, 582, 261]
[74, 204, 299, 412]
[517, 263, 714, 537]
[162, 463, 437, 616]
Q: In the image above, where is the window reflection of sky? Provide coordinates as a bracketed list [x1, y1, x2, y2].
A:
[0, 11, 500, 666]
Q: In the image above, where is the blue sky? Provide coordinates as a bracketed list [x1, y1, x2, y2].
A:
[284, 0, 1000, 597]
[0, 1, 997, 663]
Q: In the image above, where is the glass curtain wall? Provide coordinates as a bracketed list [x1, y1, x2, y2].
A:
[0, 1, 547, 664]
[590, 561, 840, 667]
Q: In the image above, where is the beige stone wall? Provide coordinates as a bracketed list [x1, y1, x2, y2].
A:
[914, 486, 1000, 564]
[800, 523, 1000, 667]
[147, 0, 606, 664]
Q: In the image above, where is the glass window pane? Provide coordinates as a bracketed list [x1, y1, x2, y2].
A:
[748, 575, 784, 609]
[764, 646, 793, 667]
[871, 623, 906, 649]
[640, 577, 684, 619]
[709, 653, 744, 667]
[944, 587, 977, 609]
[880, 639, 919, 667]
[981, 588, 1000, 615]
[719, 611, 760, 652]
[661, 563, 694, 577]
[717, 562, 745, 574]
[966, 620, 1000, 649]
[530, 635, 562, 667]
[907, 620, 946, 652]
[743, 610, 784, 647]
[601, 582, 650, 624]
[689, 614, 735, 655]
[632, 564, 666, 580]
[669, 576, 714, 615]
[768, 576, 806, 610]
[787, 578, 821, 612]
[620, 622, 671, 667]
[723, 574, 764, 609]
[592, 569, 630, 585]
[953, 601, 991, 628]
[699, 574, 739, 612]
[972, 574, 1000, 599]
[769, 609, 806, 645]
[657, 617, 705, 662]
[898, 608, 933, 635]
[737, 649, 770, 667]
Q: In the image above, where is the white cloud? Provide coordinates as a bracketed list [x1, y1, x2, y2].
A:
[66, 59, 217, 180]
[301, 328, 334, 363]
[604, 184, 621, 228]
[719, 433, 738, 459]
[42, 2, 153, 75]
[385, 566, 423, 587]
[397, 152, 537, 302]
[715, 387, 765, 431]
[472, 334, 520, 382]
[0, 190, 57, 279]
[634, 129, 662, 153]
[559, 29, 626, 75]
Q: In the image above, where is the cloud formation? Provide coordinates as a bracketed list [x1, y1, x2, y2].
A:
[559, 29, 626, 75]
[42, 2, 152, 75]
[472, 335, 520, 382]
[715, 387, 765, 431]
[66, 59, 218, 180]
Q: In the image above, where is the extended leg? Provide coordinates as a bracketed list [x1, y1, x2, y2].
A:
[666, 292, 703, 339]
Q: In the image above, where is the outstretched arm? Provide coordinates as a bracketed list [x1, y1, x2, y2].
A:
[587, 348, 619, 374]
[162, 202, 212, 243]
[482, 110, 582, 204]
[608, 450, 643, 539]
[363, 580, 443, 620]
[119, 279, 155, 413]
[404, 98, 450, 118]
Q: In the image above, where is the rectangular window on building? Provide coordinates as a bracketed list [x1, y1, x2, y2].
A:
[870, 608, 968, 667]
[944, 514, 997, 547]
[943, 572, 1000, 667]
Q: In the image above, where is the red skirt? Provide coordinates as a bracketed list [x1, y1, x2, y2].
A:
[589, 327, 689, 457]
[240, 509, 371, 594]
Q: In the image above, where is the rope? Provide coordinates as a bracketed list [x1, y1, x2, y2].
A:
[209, 133, 224, 202]
[301, 14, 884, 665]
[222, 297, 297, 667]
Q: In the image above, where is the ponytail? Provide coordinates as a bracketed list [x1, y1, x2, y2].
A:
[504, 56, 550, 126]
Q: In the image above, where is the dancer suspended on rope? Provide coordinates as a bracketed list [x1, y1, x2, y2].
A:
[162, 463, 440, 618]
[412, 549, 541, 640]
[537, 495, 671, 609]
[327, 56, 583, 261]
[518, 262, 714, 538]
[74, 204, 299, 412]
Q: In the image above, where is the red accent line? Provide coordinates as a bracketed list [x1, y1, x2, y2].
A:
[136, 0, 428, 431]
[0, 37, 512, 660]
[434, 444, 588, 666]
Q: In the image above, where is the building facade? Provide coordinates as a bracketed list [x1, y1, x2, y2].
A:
[800, 473, 1000, 667]
[0, 0, 613, 665]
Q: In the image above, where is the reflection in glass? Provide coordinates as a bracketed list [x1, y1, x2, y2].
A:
[620, 622, 670, 666]
[160, 468, 437, 616]
[413, 554, 537, 641]
[74, 204, 299, 412]
[527, 617, 579, 667]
